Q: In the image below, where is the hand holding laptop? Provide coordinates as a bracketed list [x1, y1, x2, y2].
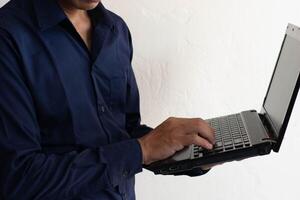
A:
[138, 117, 216, 165]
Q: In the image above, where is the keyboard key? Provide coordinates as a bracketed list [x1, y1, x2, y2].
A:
[225, 146, 233, 150]
[205, 114, 251, 153]
[224, 141, 232, 146]
[235, 143, 243, 148]
[215, 141, 223, 147]
[234, 138, 242, 144]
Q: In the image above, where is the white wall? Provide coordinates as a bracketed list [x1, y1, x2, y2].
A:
[103, 1, 300, 200]
[1, 0, 299, 199]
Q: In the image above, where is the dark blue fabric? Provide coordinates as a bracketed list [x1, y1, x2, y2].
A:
[0, 0, 153, 199]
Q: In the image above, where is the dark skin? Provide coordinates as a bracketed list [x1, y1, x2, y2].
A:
[58, 0, 218, 171]
[57, 0, 98, 50]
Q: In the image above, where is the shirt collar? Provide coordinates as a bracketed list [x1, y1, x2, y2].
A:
[87, 3, 115, 29]
[33, 0, 115, 31]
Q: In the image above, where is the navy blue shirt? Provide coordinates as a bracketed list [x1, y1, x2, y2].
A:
[0, 0, 153, 199]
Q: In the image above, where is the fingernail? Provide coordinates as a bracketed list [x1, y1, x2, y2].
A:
[207, 143, 213, 149]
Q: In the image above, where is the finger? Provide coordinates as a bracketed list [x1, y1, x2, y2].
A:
[177, 118, 214, 142]
[192, 119, 215, 144]
[201, 162, 224, 170]
[170, 117, 215, 144]
[200, 165, 212, 171]
[183, 133, 213, 149]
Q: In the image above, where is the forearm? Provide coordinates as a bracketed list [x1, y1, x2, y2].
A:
[0, 139, 143, 199]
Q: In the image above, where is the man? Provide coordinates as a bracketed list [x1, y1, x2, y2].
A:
[0, 0, 215, 199]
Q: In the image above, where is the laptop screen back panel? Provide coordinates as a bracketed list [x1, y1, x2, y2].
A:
[262, 24, 300, 152]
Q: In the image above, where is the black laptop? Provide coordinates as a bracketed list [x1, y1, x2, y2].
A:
[145, 23, 300, 175]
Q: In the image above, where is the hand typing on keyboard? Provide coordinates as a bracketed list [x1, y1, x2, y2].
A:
[138, 117, 215, 165]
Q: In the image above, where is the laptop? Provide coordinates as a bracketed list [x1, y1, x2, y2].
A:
[144, 23, 300, 175]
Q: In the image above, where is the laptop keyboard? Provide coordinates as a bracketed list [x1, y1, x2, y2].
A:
[193, 114, 251, 158]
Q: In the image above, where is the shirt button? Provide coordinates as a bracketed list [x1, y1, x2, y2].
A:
[122, 170, 129, 177]
[101, 105, 105, 113]
[98, 104, 106, 113]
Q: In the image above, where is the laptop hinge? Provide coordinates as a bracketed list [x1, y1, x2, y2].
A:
[258, 113, 277, 143]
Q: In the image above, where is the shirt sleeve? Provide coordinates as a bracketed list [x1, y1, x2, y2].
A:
[124, 27, 153, 139]
[0, 28, 143, 199]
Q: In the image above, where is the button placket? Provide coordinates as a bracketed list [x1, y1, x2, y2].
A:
[122, 170, 129, 177]
[97, 103, 106, 114]
[100, 105, 105, 113]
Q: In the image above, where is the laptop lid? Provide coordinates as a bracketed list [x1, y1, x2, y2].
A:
[261, 23, 300, 152]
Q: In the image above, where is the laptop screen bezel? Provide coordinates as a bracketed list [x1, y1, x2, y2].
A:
[261, 24, 300, 152]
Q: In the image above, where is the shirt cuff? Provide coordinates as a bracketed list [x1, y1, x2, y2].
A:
[100, 139, 143, 187]
[130, 125, 153, 139]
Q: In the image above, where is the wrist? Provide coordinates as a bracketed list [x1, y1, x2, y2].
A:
[138, 137, 150, 165]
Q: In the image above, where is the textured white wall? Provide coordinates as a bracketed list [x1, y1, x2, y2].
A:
[103, 1, 300, 200]
[1, 0, 299, 199]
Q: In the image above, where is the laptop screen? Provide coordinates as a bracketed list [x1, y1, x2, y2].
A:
[263, 26, 300, 138]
